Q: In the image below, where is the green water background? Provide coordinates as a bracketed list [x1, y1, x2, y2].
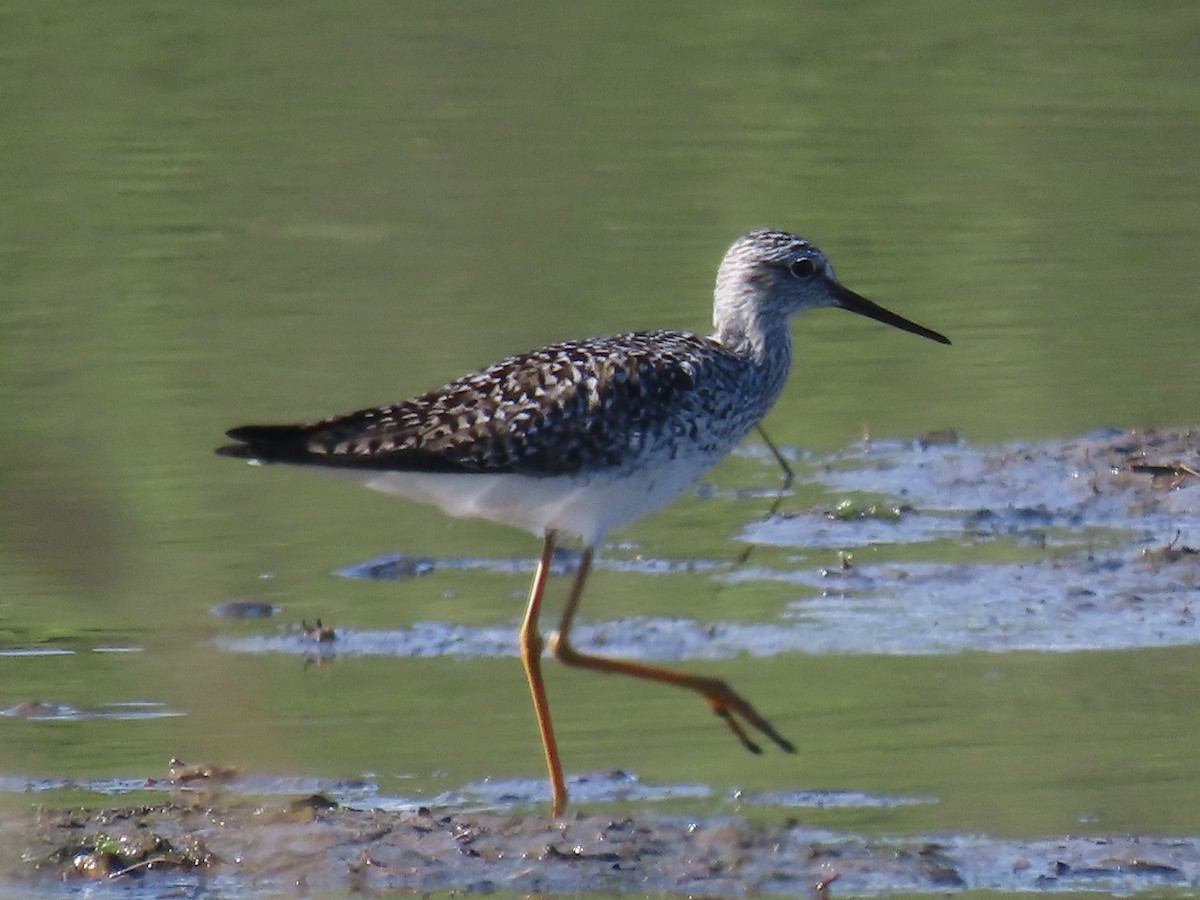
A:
[1, 2, 1198, 838]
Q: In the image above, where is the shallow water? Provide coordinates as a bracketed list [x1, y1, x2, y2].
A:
[2, 3, 1199, 895]
[5, 430, 1200, 895]
[218, 431, 1200, 659]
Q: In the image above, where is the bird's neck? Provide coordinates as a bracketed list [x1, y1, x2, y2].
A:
[713, 288, 793, 371]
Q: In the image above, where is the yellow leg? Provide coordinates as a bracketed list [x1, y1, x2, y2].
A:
[519, 531, 568, 817]
[546, 547, 795, 755]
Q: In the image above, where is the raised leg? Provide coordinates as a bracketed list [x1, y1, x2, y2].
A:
[756, 425, 795, 496]
[519, 531, 568, 816]
[737, 427, 796, 565]
[546, 547, 795, 755]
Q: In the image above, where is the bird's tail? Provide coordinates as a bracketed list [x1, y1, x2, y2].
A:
[215, 424, 315, 464]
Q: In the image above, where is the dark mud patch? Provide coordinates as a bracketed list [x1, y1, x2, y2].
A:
[6, 795, 1200, 897]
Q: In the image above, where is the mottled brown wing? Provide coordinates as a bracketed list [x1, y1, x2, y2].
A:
[216, 331, 720, 476]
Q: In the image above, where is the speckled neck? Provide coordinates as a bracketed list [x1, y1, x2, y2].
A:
[711, 255, 795, 409]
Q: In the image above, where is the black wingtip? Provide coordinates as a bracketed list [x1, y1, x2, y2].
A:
[215, 424, 310, 463]
[224, 424, 298, 443]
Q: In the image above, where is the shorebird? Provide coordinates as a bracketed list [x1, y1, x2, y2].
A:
[217, 228, 950, 816]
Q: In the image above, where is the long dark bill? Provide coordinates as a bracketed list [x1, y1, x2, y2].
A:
[833, 283, 951, 345]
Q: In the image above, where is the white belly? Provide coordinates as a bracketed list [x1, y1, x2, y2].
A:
[327, 453, 721, 547]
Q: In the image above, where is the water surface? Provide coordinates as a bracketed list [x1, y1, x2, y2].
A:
[2, 2, 1199, 892]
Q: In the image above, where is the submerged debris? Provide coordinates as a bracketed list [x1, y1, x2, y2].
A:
[166, 757, 242, 788]
[30, 808, 216, 884]
[299, 619, 337, 643]
[336, 553, 435, 581]
[1141, 531, 1200, 566]
[210, 599, 279, 619]
[1, 701, 72, 719]
[1130, 461, 1200, 489]
[917, 428, 960, 448]
[0, 701, 181, 722]
[825, 499, 908, 522]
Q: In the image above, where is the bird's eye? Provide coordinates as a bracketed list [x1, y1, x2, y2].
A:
[789, 258, 816, 278]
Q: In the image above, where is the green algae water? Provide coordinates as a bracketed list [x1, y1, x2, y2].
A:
[2, 4, 1199, 891]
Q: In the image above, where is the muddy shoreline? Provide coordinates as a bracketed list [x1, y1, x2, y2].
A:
[8, 792, 1200, 896]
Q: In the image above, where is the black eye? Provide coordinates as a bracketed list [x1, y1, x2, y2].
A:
[789, 258, 816, 278]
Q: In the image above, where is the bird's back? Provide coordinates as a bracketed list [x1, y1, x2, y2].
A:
[217, 329, 781, 480]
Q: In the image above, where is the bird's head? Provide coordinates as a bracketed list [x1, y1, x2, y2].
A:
[714, 228, 950, 353]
